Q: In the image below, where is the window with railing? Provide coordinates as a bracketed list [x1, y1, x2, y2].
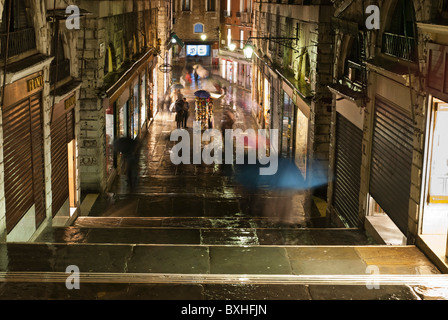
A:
[343, 35, 366, 88]
[0, 0, 36, 59]
[381, 0, 417, 62]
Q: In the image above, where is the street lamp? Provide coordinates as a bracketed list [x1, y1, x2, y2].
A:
[243, 42, 254, 59]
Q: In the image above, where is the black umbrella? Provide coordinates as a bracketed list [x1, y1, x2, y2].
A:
[113, 137, 137, 155]
[194, 90, 211, 99]
[171, 83, 184, 90]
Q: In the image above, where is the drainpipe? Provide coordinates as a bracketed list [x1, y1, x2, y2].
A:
[1, 0, 12, 107]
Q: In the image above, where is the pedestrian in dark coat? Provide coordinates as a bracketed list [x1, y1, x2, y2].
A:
[182, 98, 189, 128]
[175, 99, 184, 129]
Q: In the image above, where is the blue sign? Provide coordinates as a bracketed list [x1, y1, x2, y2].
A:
[186, 45, 210, 57]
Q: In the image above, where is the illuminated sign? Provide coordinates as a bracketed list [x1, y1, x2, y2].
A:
[186, 45, 210, 57]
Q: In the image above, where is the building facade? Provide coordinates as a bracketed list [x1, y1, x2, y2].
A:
[172, 0, 220, 71]
[0, 0, 82, 241]
[219, 0, 253, 91]
[327, 0, 448, 272]
[77, 0, 172, 193]
[251, 0, 334, 197]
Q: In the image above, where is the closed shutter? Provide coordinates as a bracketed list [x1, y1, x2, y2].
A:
[370, 97, 413, 235]
[51, 111, 71, 216]
[30, 94, 45, 227]
[333, 113, 363, 228]
[3, 94, 45, 232]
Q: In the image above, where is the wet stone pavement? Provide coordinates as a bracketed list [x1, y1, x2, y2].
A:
[1, 71, 448, 301]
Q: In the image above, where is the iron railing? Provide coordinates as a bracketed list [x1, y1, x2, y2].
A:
[0, 28, 36, 59]
[382, 32, 417, 62]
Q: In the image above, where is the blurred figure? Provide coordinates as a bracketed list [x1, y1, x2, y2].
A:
[235, 157, 312, 226]
[114, 136, 139, 191]
[182, 97, 190, 129]
[175, 98, 184, 129]
[221, 110, 235, 137]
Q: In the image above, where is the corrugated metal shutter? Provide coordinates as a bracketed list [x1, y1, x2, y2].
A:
[3, 94, 45, 232]
[51, 111, 71, 216]
[333, 113, 363, 228]
[370, 97, 413, 235]
[30, 94, 45, 227]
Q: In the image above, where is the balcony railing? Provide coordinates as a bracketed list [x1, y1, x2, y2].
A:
[382, 32, 417, 62]
[0, 28, 36, 59]
[50, 59, 71, 85]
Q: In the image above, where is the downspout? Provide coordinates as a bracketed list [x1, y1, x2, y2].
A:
[51, 0, 59, 123]
[1, 0, 12, 107]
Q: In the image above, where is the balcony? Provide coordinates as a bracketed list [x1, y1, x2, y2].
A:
[50, 59, 71, 85]
[382, 32, 417, 62]
[0, 28, 36, 59]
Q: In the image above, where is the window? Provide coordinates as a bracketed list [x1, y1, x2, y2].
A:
[207, 0, 216, 11]
[227, 28, 232, 47]
[240, 30, 244, 49]
[225, 0, 231, 16]
[182, 0, 190, 11]
[194, 23, 204, 33]
[382, 0, 417, 61]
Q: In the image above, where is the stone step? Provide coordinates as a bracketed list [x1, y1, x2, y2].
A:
[1, 272, 445, 300]
[73, 216, 313, 229]
[37, 223, 373, 246]
[0, 243, 441, 277]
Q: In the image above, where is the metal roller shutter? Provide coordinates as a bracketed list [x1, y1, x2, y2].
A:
[30, 94, 46, 227]
[51, 113, 69, 216]
[370, 97, 414, 235]
[2, 94, 45, 232]
[333, 113, 363, 228]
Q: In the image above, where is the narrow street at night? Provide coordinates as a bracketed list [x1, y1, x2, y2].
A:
[1, 0, 448, 308]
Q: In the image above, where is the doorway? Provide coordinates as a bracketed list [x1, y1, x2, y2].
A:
[67, 139, 77, 216]
[420, 97, 448, 262]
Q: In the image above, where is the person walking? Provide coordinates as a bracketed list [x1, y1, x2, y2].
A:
[182, 98, 190, 128]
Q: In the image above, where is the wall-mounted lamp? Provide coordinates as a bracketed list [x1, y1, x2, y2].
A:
[243, 43, 254, 59]
[201, 34, 207, 41]
[229, 43, 236, 51]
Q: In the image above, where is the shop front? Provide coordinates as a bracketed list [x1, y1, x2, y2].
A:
[419, 42, 448, 266]
[51, 93, 77, 218]
[103, 52, 155, 188]
[283, 81, 310, 179]
[1, 72, 46, 236]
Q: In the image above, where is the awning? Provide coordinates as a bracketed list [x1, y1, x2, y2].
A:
[47, 8, 92, 20]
